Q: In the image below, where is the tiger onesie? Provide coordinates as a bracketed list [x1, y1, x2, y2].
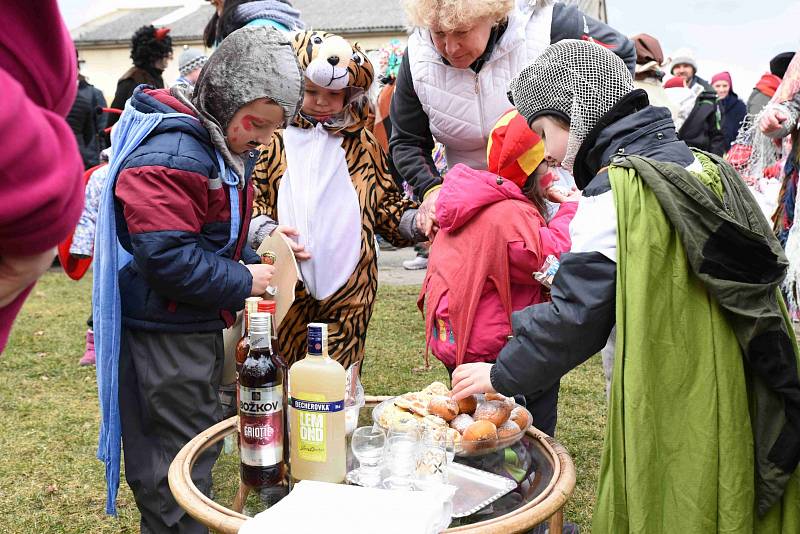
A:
[250, 31, 424, 369]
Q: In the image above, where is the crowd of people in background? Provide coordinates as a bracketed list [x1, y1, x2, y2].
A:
[4, 0, 800, 533]
[67, 23, 798, 263]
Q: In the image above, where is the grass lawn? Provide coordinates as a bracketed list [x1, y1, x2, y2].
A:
[0, 272, 606, 533]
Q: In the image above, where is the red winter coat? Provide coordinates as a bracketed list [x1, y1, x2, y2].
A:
[418, 164, 576, 368]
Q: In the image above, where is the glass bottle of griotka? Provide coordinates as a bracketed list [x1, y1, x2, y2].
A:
[238, 312, 285, 489]
[235, 297, 262, 438]
[288, 323, 346, 484]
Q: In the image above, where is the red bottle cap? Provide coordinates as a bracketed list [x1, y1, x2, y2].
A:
[258, 300, 276, 313]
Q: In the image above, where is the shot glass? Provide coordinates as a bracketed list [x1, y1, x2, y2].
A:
[351, 426, 386, 488]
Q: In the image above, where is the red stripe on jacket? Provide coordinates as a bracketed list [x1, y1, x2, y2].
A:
[116, 165, 209, 234]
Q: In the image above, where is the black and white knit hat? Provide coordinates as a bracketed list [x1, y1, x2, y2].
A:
[178, 47, 208, 76]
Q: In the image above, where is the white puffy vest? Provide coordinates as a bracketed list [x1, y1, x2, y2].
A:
[408, 3, 553, 170]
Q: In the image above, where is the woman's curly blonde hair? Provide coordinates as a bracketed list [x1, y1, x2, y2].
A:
[403, 0, 515, 32]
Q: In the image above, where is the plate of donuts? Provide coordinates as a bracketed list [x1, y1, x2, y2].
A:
[372, 382, 533, 457]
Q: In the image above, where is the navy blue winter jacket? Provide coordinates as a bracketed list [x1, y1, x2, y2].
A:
[114, 86, 260, 332]
[719, 91, 747, 152]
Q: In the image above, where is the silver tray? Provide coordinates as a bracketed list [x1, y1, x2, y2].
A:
[346, 463, 516, 518]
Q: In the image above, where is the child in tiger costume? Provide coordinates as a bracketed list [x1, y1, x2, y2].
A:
[250, 31, 426, 369]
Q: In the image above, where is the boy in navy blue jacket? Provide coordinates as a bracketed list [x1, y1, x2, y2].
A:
[95, 27, 304, 532]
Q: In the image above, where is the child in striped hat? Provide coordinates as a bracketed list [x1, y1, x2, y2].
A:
[419, 109, 579, 377]
[174, 46, 208, 90]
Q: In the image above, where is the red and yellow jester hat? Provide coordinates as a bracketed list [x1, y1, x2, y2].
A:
[487, 109, 546, 189]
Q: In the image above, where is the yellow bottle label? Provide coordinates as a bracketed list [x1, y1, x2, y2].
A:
[290, 393, 344, 463]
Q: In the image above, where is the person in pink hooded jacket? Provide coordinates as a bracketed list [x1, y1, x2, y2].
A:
[0, 2, 84, 352]
[418, 109, 578, 435]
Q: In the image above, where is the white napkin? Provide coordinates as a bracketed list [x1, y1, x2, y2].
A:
[238, 480, 456, 534]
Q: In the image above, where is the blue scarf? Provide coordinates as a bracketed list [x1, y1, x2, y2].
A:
[93, 100, 240, 515]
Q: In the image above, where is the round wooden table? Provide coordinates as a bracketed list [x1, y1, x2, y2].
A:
[169, 396, 576, 533]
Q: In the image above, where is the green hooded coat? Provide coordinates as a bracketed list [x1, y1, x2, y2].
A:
[595, 152, 800, 533]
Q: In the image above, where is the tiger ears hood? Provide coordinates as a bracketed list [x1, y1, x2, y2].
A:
[290, 30, 374, 93]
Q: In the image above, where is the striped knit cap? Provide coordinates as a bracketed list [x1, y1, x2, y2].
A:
[487, 109, 546, 188]
[178, 47, 208, 76]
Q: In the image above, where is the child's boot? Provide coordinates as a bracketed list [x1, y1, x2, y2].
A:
[79, 329, 96, 366]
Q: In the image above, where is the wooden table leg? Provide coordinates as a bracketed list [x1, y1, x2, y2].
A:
[231, 481, 251, 514]
[548, 508, 563, 533]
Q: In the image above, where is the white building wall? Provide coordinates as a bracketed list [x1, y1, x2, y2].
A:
[78, 33, 406, 104]
[78, 40, 209, 103]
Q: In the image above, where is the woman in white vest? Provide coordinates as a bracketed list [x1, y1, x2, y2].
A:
[390, 0, 635, 238]
[390, 0, 634, 438]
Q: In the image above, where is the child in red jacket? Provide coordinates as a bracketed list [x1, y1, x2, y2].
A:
[420, 109, 578, 369]
[418, 110, 578, 434]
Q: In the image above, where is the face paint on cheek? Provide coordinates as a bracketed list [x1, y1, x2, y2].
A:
[240, 114, 260, 132]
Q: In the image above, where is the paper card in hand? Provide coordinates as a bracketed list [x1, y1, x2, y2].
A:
[256, 231, 301, 331]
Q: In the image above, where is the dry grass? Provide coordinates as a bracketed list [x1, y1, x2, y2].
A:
[0, 273, 606, 532]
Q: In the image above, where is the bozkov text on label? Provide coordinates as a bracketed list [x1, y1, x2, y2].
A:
[240, 384, 283, 467]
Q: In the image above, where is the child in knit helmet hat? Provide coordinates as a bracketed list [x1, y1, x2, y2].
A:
[93, 26, 304, 528]
[452, 39, 800, 533]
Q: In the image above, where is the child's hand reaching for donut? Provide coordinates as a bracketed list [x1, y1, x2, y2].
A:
[450, 362, 496, 401]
